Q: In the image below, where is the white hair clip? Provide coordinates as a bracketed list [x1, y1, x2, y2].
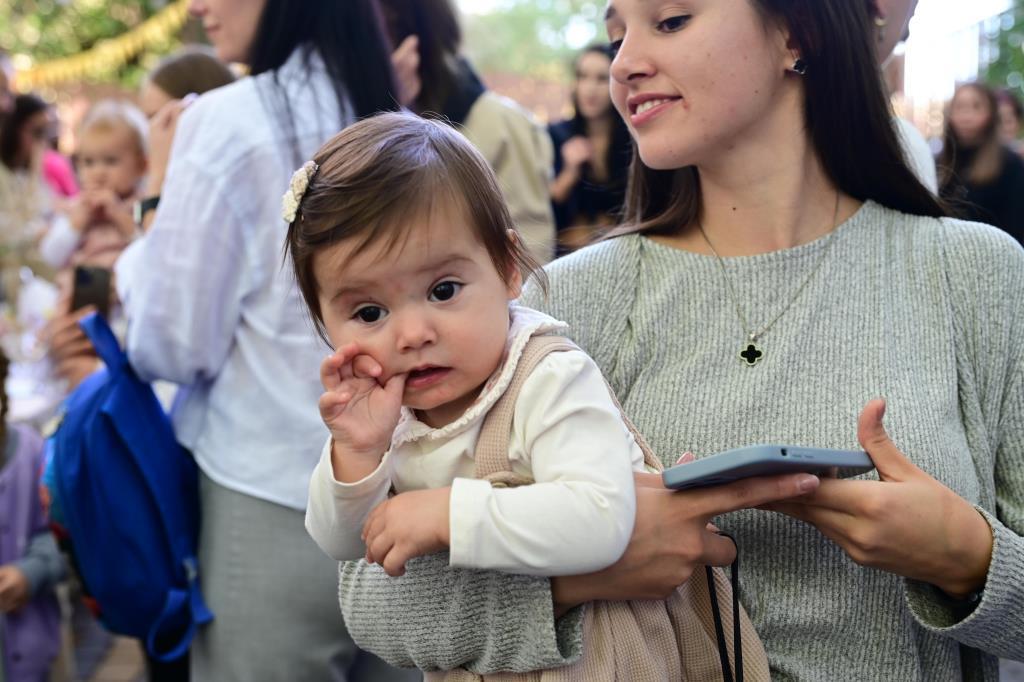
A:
[281, 160, 319, 223]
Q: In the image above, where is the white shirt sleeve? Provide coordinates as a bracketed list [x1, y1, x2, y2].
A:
[39, 214, 80, 268]
[305, 437, 393, 561]
[449, 350, 644, 576]
[894, 116, 939, 195]
[113, 105, 252, 385]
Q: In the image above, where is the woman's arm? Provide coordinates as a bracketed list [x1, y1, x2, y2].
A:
[549, 136, 591, 204]
[341, 470, 818, 672]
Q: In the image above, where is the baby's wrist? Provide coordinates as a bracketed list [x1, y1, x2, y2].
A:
[330, 438, 385, 484]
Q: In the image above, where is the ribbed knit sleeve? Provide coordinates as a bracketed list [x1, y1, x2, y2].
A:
[338, 555, 584, 672]
[903, 220, 1024, 657]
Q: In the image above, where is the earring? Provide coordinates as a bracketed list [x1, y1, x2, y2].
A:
[788, 58, 808, 76]
[874, 15, 888, 45]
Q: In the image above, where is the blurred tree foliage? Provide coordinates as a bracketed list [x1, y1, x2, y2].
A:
[984, 0, 1024, 99]
[462, 0, 606, 81]
[1, 0, 191, 87]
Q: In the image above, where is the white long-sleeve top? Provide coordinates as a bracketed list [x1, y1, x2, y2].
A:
[115, 48, 349, 509]
[306, 305, 646, 576]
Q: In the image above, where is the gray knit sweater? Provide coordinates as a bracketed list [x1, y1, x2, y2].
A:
[338, 201, 1024, 680]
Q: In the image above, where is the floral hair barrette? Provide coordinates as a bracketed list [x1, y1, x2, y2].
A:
[281, 160, 319, 223]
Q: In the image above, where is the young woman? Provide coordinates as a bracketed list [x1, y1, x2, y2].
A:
[332, 2, 1024, 680]
[107, 0, 415, 679]
[548, 44, 633, 254]
[939, 81, 1024, 243]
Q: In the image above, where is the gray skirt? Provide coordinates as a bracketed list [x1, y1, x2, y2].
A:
[192, 472, 421, 682]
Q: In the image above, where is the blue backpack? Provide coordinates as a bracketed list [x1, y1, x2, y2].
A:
[50, 312, 212, 661]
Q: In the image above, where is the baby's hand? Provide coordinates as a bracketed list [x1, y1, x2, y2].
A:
[320, 343, 405, 475]
[362, 487, 451, 576]
[66, 195, 95, 233]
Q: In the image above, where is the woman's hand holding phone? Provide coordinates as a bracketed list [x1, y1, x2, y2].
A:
[762, 399, 994, 599]
[550, 468, 820, 615]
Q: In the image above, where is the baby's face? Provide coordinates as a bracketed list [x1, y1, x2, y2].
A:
[77, 124, 146, 197]
[313, 206, 521, 428]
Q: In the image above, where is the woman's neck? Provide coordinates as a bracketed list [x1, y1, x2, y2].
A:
[584, 114, 612, 140]
[663, 104, 861, 257]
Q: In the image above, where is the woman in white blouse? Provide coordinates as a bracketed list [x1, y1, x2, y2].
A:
[112, 1, 417, 679]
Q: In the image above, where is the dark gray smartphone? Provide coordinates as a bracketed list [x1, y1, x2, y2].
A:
[70, 265, 112, 319]
[662, 445, 875, 491]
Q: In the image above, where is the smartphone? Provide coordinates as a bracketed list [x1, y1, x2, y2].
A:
[70, 265, 112, 319]
[661, 444, 875, 491]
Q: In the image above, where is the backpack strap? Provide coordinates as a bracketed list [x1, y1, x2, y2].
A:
[145, 557, 214, 662]
[78, 312, 126, 372]
[474, 335, 663, 483]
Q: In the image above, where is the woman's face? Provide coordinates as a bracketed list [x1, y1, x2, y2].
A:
[574, 51, 613, 120]
[949, 86, 993, 147]
[998, 100, 1021, 142]
[188, 0, 267, 64]
[605, 0, 794, 171]
[139, 80, 175, 120]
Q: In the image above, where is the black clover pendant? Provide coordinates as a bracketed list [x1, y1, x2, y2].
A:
[739, 342, 763, 366]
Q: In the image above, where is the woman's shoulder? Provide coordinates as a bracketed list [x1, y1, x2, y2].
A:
[172, 77, 270, 166]
[876, 204, 1024, 299]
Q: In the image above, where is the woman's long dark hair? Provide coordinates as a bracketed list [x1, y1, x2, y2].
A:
[569, 44, 632, 189]
[0, 93, 47, 170]
[619, 0, 945, 237]
[248, 0, 399, 121]
[377, 0, 462, 116]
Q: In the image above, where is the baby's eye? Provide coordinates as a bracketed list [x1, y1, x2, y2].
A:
[354, 306, 386, 323]
[429, 281, 462, 302]
[657, 15, 690, 32]
[608, 38, 623, 55]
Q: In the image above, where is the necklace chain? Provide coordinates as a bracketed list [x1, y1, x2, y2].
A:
[698, 194, 841, 350]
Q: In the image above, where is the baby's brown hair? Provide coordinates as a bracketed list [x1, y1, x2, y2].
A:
[285, 111, 544, 343]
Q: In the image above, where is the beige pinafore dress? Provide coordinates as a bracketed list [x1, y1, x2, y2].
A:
[429, 336, 771, 682]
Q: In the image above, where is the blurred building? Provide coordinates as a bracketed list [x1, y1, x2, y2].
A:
[900, 0, 1015, 139]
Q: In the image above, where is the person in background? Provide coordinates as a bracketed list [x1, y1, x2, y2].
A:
[0, 94, 58, 288]
[379, 0, 557, 264]
[997, 88, 1024, 157]
[868, 0, 937, 193]
[138, 46, 236, 120]
[939, 81, 1024, 242]
[41, 100, 148, 273]
[0, 348, 65, 682]
[111, 0, 416, 679]
[548, 44, 632, 255]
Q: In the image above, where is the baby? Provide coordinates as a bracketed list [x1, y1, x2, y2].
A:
[42, 100, 147, 272]
[290, 112, 644, 579]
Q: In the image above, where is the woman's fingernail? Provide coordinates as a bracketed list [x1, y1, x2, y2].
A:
[797, 474, 820, 493]
[676, 451, 695, 464]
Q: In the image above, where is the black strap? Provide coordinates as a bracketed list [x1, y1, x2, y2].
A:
[705, 531, 742, 682]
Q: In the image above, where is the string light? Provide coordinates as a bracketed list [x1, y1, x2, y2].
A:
[13, 0, 188, 89]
